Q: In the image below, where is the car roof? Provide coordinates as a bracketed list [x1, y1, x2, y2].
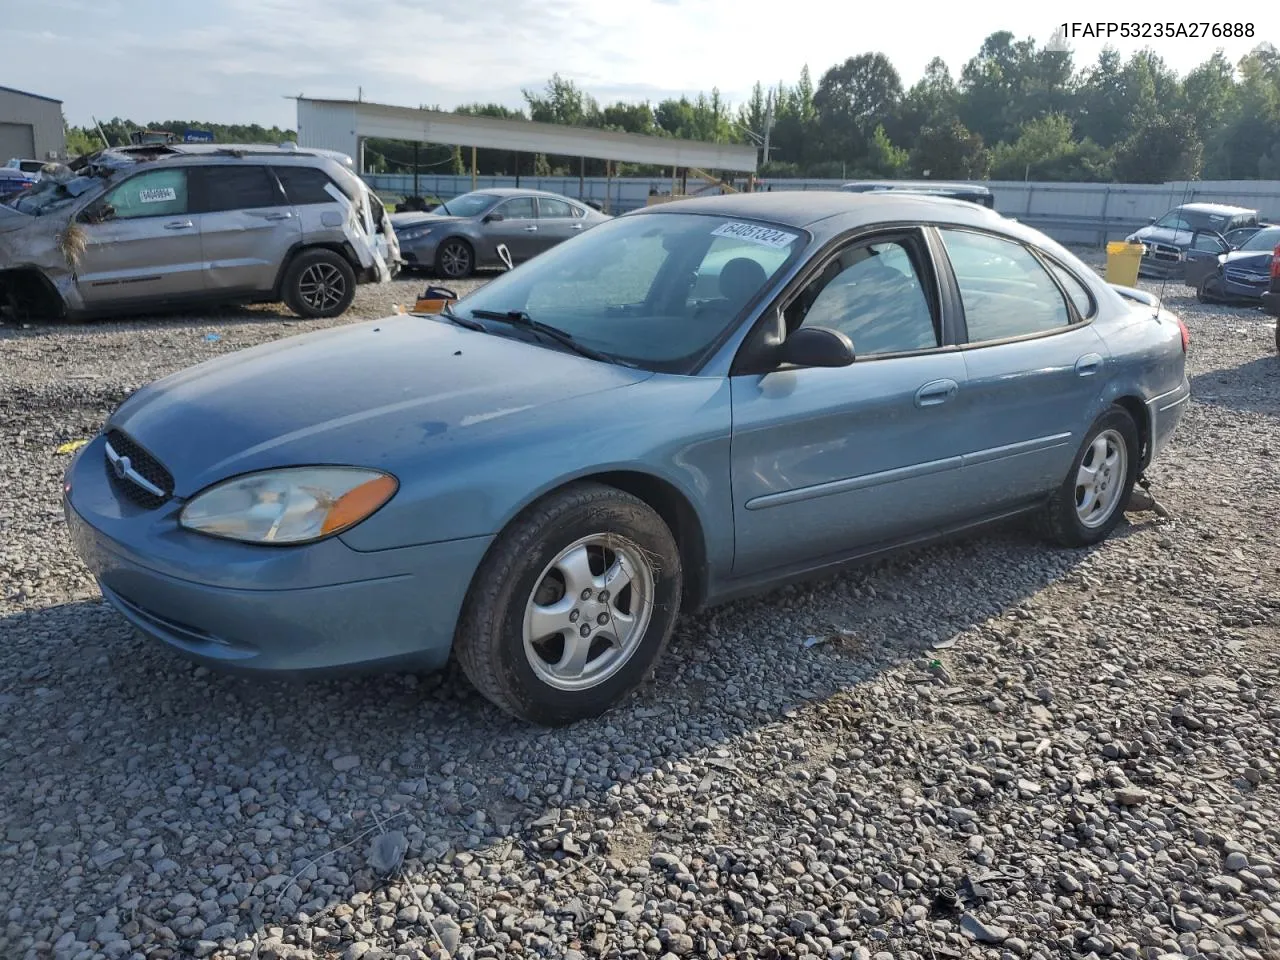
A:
[469, 187, 586, 201]
[841, 179, 992, 194]
[1175, 202, 1256, 215]
[625, 190, 1008, 233]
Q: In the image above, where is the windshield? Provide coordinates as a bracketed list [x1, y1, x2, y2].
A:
[1154, 209, 1228, 232]
[437, 192, 500, 219]
[455, 212, 807, 372]
[1, 174, 100, 216]
[1239, 226, 1280, 252]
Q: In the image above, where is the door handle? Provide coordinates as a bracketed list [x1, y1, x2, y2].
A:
[523, 225, 538, 232]
[915, 379, 959, 407]
[164, 220, 194, 230]
[1075, 353, 1103, 377]
[570, 223, 583, 230]
[262, 211, 293, 221]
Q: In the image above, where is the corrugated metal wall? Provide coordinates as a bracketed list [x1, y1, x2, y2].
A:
[363, 172, 1280, 246]
[0, 88, 66, 161]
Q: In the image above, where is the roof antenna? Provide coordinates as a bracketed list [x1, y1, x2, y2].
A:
[1154, 173, 1197, 318]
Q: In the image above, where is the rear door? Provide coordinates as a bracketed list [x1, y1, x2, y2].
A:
[191, 164, 302, 295]
[534, 196, 585, 251]
[74, 167, 205, 309]
[934, 226, 1111, 513]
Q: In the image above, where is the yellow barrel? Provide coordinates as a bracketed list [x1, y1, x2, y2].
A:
[1104, 241, 1144, 286]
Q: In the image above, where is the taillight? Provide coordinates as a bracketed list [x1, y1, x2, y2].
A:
[1271, 243, 1280, 279]
[1177, 317, 1190, 353]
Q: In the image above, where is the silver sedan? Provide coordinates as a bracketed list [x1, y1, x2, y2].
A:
[391, 188, 611, 278]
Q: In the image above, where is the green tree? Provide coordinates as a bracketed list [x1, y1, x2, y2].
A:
[814, 53, 904, 165]
[910, 120, 990, 179]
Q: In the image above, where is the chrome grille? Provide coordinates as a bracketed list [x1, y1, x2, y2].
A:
[103, 429, 174, 509]
[1224, 268, 1269, 286]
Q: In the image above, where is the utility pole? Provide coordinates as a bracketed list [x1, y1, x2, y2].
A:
[762, 93, 774, 168]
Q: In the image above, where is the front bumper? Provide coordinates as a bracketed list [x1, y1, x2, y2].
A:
[63, 437, 492, 675]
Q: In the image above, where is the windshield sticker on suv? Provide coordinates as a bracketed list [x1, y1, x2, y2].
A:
[711, 221, 798, 249]
[139, 187, 177, 203]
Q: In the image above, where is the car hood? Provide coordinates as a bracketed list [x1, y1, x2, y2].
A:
[390, 212, 464, 229]
[1222, 250, 1273, 273]
[109, 316, 651, 497]
[1129, 225, 1194, 247]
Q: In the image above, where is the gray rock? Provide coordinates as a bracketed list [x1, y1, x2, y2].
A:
[960, 914, 1009, 944]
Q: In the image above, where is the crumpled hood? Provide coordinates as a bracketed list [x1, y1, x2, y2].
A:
[108, 316, 651, 497]
[0, 206, 31, 233]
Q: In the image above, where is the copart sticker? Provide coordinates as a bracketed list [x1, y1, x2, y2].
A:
[139, 187, 177, 203]
[711, 221, 797, 249]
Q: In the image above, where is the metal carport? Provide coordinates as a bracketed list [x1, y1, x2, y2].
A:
[295, 96, 758, 208]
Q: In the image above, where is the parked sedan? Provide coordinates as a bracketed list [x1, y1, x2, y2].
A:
[63, 192, 1190, 726]
[391, 188, 610, 278]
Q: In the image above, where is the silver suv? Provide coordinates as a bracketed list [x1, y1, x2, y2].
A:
[0, 143, 399, 323]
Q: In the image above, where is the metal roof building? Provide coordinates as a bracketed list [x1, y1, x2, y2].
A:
[0, 85, 66, 163]
[296, 96, 758, 179]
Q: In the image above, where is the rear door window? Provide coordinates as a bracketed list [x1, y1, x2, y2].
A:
[192, 165, 284, 213]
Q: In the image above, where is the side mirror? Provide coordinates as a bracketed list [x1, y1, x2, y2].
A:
[1147, 216, 1157, 224]
[483, 212, 504, 223]
[775, 326, 855, 369]
[82, 202, 115, 224]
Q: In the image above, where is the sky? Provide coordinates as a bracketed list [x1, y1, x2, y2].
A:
[5, 0, 1277, 130]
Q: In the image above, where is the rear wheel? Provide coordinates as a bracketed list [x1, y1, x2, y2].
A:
[1041, 406, 1139, 548]
[454, 483, 682, 726]
[435, 239, 474, 279]
[283, 249, 356, 319]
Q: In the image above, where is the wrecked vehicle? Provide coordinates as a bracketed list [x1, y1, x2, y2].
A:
[1125, 203, 1261, 280]
[1183, 224, 1280, 306]
[0, 142, 399, 323]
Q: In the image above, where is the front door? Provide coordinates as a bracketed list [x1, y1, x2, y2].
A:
[191, 164, 302, 295]
[74, 168, 204, 310]
[729, 230, 974, 578]
[933, 226, 1111, 513]
[481, 196, 540, 261]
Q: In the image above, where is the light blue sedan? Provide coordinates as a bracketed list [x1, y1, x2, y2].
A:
[63, 192, 1191, 726]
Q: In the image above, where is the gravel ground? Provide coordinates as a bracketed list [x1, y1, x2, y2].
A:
[2, 257, 1279, 960]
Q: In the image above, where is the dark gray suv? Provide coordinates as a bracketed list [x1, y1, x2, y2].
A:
[0, 143, 400, 322]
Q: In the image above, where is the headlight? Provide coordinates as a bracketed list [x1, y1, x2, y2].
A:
[397, 225, 437, 241]
[180, 467, 398, 545]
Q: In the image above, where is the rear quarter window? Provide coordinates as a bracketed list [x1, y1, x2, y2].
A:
[274, 165, 339, 205]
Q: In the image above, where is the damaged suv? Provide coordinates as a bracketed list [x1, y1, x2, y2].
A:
[0, 143, 399, 323]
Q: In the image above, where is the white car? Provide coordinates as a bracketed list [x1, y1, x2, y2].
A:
[5, 158, 46, 180]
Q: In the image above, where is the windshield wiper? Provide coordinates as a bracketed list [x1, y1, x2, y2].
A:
[437, 301, 485, 330]
[468, 309, 613, 363]
[436, 201, 451, 215]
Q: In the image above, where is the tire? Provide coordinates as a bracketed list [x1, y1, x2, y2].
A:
[454, 482, 682, 726]
[435, 239, 474, 279]
[1041, 406, 1140, 548]
[282, 249, 357, 319]
[1196, 277, 1216, 304]
[1275, 317, 1279, 356]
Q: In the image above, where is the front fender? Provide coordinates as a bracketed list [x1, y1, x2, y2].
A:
[337, 375, 735, 573]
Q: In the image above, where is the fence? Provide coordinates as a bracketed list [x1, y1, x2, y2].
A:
[363, 173, 1280, 248]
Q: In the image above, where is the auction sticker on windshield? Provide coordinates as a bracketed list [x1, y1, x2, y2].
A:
[710, 222, 798, 249]
[139, 187, 178, 203]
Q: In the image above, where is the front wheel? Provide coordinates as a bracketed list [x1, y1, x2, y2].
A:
[435, 239, 474, 279]
[454, 483, 682, 726]
[1041, 406, 1139, 548]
